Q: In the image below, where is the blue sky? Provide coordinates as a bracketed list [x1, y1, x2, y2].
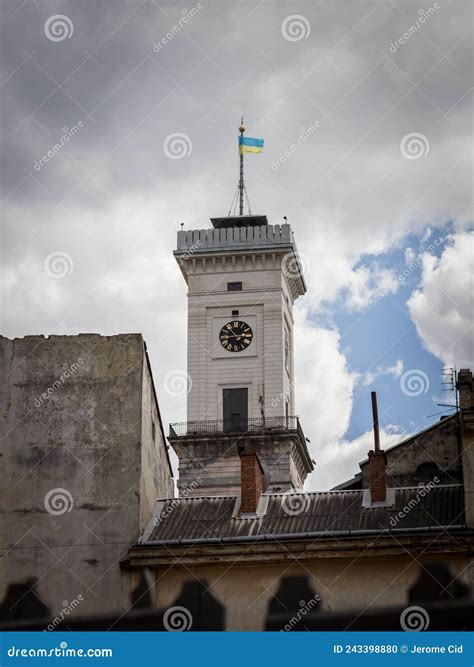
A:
[333, 227, 456, 442]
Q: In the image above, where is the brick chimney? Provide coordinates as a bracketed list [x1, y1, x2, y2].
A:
[368, 450, 387, 503]
[239, 445, 264, 514]
[368, 391, 387, 503]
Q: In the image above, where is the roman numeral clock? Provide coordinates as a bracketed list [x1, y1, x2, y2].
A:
[219, 320, 253, 352]
[169, 213, 314, 497]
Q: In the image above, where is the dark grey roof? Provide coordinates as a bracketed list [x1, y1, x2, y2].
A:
[210, 214, 268, 228]
[141, 485, 465, 546]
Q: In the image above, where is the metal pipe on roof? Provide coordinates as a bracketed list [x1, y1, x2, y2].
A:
[371, 391, 380, 452]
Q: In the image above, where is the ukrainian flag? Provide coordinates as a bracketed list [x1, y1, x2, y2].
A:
[239, 136, 264, 155]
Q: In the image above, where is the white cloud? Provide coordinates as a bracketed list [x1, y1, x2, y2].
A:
[344, 263, 398, 311]
[309, 427, 408, 491]
[294, 307, 358, 447]
[408, 231, 474, 368]
[363, 358, 404, 386]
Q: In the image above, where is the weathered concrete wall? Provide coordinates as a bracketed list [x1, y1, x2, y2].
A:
[0, 334, 173, 621]
[360, 416, 461, 488]
[153, 555, 472, 631]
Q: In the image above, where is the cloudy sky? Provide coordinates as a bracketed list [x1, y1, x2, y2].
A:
[1, 0, 472, 490]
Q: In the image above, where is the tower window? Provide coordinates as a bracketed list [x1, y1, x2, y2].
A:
[232, 310, 239, 317]
[227, 281, 242, 291]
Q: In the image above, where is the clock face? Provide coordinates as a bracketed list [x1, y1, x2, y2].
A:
[219, 320, 253, 353]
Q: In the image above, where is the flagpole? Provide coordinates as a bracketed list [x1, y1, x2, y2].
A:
[239, 117, 245, 216]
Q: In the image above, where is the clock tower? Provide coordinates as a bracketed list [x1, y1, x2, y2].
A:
[169, 213, 313, 496]
[168, 122, 313, 496]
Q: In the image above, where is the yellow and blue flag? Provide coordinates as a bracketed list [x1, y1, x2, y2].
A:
[239, 136, 264, 155]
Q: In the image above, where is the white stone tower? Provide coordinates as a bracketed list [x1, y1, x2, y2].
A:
[169, 214, 313, 495]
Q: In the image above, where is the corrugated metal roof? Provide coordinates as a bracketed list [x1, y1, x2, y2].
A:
[142, 485, 465, 545]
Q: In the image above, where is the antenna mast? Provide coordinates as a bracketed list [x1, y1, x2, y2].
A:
[239, 117, 245, 216]
[227, 117, 253, 217]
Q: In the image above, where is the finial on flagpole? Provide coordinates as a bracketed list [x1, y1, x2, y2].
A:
[239, 116, 245, 133]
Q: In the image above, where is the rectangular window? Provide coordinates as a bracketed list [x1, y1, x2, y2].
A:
[227, 281, 242, 291]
